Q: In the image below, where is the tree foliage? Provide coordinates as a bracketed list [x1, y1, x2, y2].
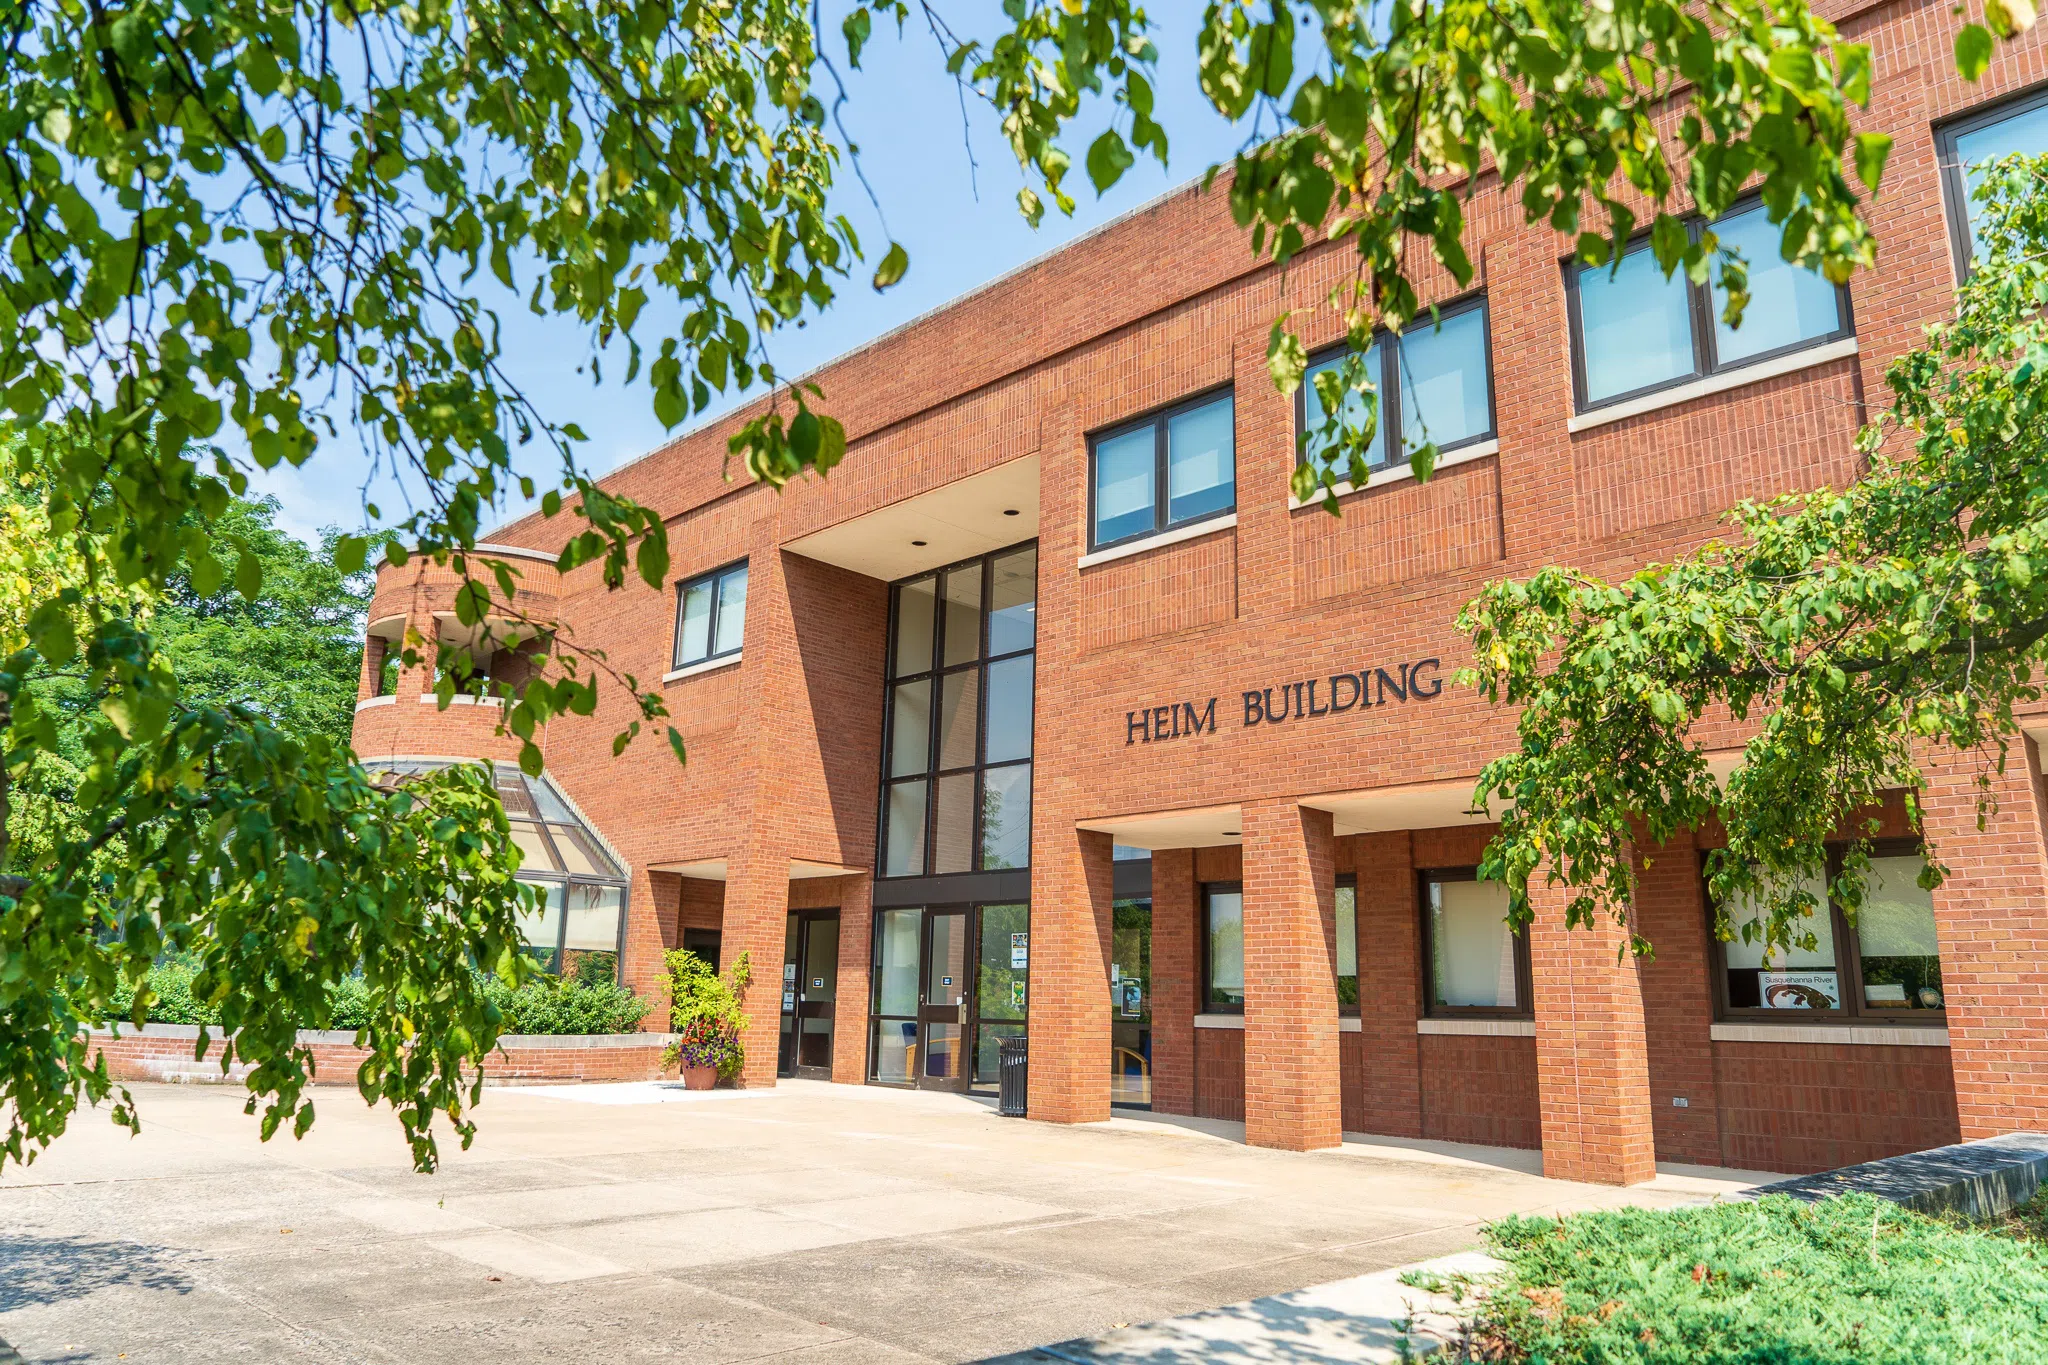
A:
[0, 0, 2033, 1166]
[1466, 157, 2048, 963]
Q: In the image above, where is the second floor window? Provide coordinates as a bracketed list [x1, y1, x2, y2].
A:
[1939, 87, 2048, 271]
[1567, 200, 1851, 413]
[1089, 391, 1235, 552]
[1300, 297, 1495, 485]
[673, 560, 748, 669]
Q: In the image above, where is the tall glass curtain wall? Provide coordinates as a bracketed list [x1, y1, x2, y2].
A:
[881, 545, 1037, 878]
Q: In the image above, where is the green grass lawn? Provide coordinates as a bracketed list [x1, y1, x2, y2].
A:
[1423, 1192, 2048, 1363]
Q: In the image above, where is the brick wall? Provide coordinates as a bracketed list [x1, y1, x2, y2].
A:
[1713, 1042, 1961, 1174]
[90, 1027, 676, 1087]
[1419, 1034, 1542, 1150]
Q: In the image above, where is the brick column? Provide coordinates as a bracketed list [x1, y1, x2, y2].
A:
[723, 847, 788, 1089]
[1242, 799, 1342, 1151]
[1632, 832, 1723, 1165]
[1529, 872, 1658, 1185]
[832, 874, 874, 1085]
[1353, 831, 1423, 1138]
[1027, 827, 1115, 1123]
[1150, 848, 1198, 1116]
[1921, 745, 2048, 1138]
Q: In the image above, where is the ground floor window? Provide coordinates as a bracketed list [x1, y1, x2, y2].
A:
[1202, 883, 1245, 1012]
[1336, 877, 1359, 1014]
[1712, 841, 1944, 1021]
[869, 902, 1028, 1092]
[1422, 870, 1528, 1018]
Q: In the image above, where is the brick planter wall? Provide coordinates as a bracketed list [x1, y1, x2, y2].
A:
[88, 1025, 678, 1087]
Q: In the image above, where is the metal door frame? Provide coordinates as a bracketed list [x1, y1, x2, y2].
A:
[778, 908, 840, 1081]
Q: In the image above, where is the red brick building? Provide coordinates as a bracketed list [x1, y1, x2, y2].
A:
[352, 2, 2048, 1183]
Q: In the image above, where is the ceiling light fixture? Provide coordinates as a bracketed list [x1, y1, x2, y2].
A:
[911, 540, 927, 547]
[1003, 508, 1021, 516]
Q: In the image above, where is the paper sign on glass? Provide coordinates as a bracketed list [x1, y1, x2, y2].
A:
[1011, 932, 1028, 969]
[1759, 970, 1840, 1010]
[1011, 980, 1026, 1009]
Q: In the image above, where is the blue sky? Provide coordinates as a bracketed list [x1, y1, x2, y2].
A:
[253, 10, 1254, 546]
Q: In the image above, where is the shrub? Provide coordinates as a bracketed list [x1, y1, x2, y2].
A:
[103, 959, 647, 1036]
[1447, 1193, 2048, 1364]
[660, 949, 751, 1082]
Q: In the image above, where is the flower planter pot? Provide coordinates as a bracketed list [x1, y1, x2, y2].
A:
[680, 1064, 717, 1091]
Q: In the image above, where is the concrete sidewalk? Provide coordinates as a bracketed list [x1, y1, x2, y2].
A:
[0, 1080, 1776, 1363]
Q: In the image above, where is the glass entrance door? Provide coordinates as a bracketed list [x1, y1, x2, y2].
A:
[869, 904, 1028, 1091]
[1110, 898, 1152, 1106]
[918, 910, 969, 1091]
[777, 910, 839, 1080]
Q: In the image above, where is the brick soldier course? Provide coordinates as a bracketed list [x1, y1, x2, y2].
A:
[353, 0, 2048, 1183]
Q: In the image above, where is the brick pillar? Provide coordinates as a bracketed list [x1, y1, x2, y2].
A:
[833, 874, 874, 1085]
[1242, 799, 1343, 1151]
[622, 866, 668, 1027]
[1027, 828, 1115, 1122]
[1353, 831, 1423, 1138]
[723, 847, 788, 1089]
[1150, 848, 1198, 1116]
[1529, 871, 1658, 1184]
[1921, 744, 2048, 1138]
[1632, 831, 1722, 1164]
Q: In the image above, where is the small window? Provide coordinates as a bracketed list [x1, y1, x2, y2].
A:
[1299, 297, 1495, 489]
[1335, 878, 1359, 1016]
[672, 560, 748, 669]
[1939, 86, 2048, 273]
[1088, 392, 1235, 552]
[1202, 882, 1245, 1013]
[1421, 871, 1530, 1018]
[1566, 201, 1851, 413]
[1711, 842, 1945, 1021]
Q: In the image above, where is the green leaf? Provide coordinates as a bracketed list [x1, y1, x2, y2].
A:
[235, 548, 264, 603]
[1854, 133, 1894, 194]
[871, 242, 910, 292]
[1956, 23, 1994, 81]
[1086, 131, 1135, 194]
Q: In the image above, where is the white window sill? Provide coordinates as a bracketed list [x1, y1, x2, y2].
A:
[1709, 1021, 1948, 1047]
[1193, 1013, 1245, 1030]
[1566, 337, 1859, 433]
[1286, 439, 1500, 510]
[663, 654, 742, 684]
[419, 693, 504, 708]
[1417, 1017, 1535, 1037]
[355, 695, 398, 712]
[1078, 514, 1237, 569]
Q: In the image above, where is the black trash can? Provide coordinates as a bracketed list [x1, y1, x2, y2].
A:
[997, 1034, 1029, 1117]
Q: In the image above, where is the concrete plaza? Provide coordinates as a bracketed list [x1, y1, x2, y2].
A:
[0, 1079, 1775, 1363]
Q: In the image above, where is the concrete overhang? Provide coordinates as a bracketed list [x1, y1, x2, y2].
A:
[649, 858, 727, 880]
[645, 857, 867, 882]
[783, 456, 1039, 580]
[1076, 804, 1243, 850]
[1302, 780, 1495, 835]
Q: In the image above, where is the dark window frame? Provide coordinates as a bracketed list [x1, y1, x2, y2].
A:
[1704, 837, 1946, 1026]
[877, 542, 1038, 880]
[1200, 880, 1246, 1015]
[1336, 872, 1360, 1018]
[1562, 197, 1856, 416]
[1296, 293, 1497, 490]
[1085, 386, 1237, 554]
[671, 558, 750, 670]
[1936, 83, 2048, 281]
[1419, 867, 1533, 1020]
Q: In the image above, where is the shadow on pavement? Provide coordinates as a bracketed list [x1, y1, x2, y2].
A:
[0, 1233, 193, 1313]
